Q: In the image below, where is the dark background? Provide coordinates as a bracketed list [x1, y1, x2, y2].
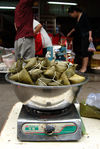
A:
[0, 0, 100, 47]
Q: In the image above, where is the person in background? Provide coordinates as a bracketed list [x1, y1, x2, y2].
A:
[67, 6, 93, 73]
[33, 19, 53, 57]
[14, 0, 35, 60]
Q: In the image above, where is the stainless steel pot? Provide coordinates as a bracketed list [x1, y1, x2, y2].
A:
[5, 72, 88, 111]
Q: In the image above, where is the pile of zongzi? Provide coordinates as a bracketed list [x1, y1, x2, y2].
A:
[9, 58, 86, 86]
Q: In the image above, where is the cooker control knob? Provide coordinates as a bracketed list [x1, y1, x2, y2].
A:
[45, 125, 55, 135]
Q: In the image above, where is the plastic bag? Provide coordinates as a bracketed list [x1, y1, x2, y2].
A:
[88, 42, 96, 52]
[86, 93, 100, 109]
[2, 53, 15, 68]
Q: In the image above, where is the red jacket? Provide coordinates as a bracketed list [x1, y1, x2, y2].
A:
[15, 0, 34, 40]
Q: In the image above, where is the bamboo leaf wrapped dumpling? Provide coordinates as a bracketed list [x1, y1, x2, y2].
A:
[46, 59, 55, 67]
[55, 63, 67, 74]
[29, 69, 43, 81]
[9, 73, 19, 82]
[9, 63, 17, 74]
[24, 57, 37, 70]
[36, 78, 47, 86]
[48, 80, 62, 86]
[65, 64, 77, 78]
[41, 59, 47, 67]
[69, 74, 85, 84]
[44, 66, 55, 78]
[9, 59, 23, 74]
[24, 57, 37, 63]
[60, 72, 70, 85]
[40, 59, 48, 70]
[38, 57, 45, 61]
[39, 77, 52, 84]
[54, 71, 61, 80]
[80, 103, 100, 119]
[9, 68, 34, 85]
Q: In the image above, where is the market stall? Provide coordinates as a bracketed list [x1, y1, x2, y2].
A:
[0, 1, 100, 148]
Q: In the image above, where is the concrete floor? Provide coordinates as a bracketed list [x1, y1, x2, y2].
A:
[0, 80, 100, 132]
[0, 83, 18, 131]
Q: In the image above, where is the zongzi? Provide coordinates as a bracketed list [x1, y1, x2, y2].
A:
[56, 63, 67, 73]
[46, 59, 55, 67]
[69, 74, 85, 84]
[54, 71, 61, 80]
[29, 69, 43, 81]
[38, 57, 45, 61]
[24, 57, 37, 70]
[36, 78, 47, 86]
[65, 65, 76, 78]
[48, 80, 62, 86]
[60, 72, 70, 85]
[44, 66, 55, 78]
[9, 68, 34, 85]
[41, 59, 47, 67]
[80, 103, 100, 119]
[8, 58, 86, 86]
[65, 66, 75, 78]
[39, 77, 52, 84]
[9, 59, 23, 74]
[24, 57, 37, 63]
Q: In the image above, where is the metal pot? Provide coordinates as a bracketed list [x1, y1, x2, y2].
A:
[5, 72, 88, 111]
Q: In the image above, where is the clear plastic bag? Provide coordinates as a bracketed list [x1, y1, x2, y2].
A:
[86, 93, 100, 109]
[88, 42, 96, 52]
[2, 53, 15, 68]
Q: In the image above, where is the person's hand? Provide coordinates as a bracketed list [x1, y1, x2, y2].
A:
[58, 42, 61, 45]
[89, 36, 93, 42]
[33, 31, 37, 37]
[67, 32, 71, 37]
